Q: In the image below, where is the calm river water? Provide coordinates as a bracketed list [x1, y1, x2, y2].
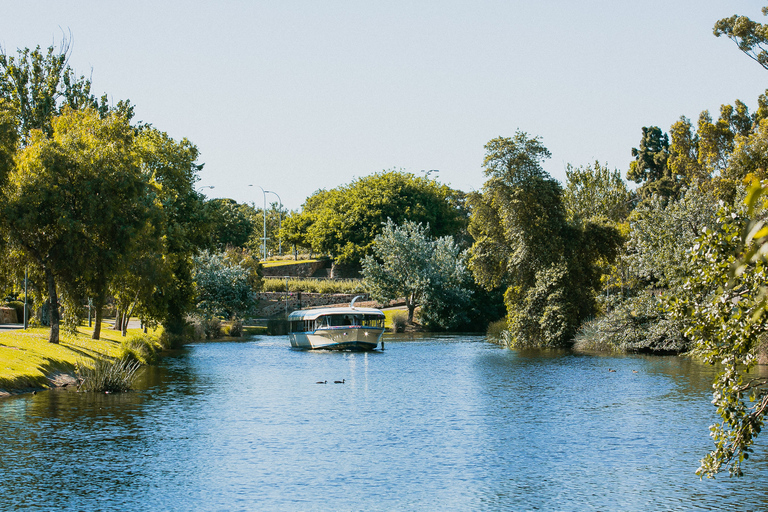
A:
[2, 334, 768, 511]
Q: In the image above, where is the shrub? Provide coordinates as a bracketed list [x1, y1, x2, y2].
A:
[76, 357, 141, 393]
[390, 312, 407, 333]
[228, 319, 243, 337]
[202, 317, 221, 339]
[119, 334, 162, 365]
[486, 319, 507, 343]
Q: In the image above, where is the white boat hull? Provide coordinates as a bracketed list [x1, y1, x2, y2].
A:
[290, 326, 384, 351]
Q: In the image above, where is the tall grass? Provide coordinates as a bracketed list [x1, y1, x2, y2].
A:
[119, 334, 163, 364]
[389, 311, 408, 332]
[75, 357, 141, 393]
[263, 278, 366, 294]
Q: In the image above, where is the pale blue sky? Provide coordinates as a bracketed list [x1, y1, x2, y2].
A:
[2, 1, 766, 209]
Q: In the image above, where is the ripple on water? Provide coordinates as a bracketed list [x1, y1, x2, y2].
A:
[1, 335, 767, 511]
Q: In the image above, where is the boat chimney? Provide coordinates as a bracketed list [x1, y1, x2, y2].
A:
[350, 295, 364, 309]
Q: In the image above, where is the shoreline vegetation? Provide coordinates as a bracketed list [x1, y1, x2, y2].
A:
[0, 323, 163, 397]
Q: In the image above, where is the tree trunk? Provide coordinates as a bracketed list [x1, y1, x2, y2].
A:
[45, 269, 60, 344]
[113, 308, 122, 330]
[407, 301, 415, 324]
[91, 295, 104, 340]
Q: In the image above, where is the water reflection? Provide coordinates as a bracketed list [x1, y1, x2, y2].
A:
[1, 335, 767, 511]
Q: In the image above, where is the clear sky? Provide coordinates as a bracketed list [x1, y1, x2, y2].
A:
[2, 1, 766, 210]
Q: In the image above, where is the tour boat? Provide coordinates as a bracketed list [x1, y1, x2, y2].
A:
[287, 297, 385, 351]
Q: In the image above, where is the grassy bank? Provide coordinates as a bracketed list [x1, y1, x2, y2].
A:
[0, 324, 161, 395]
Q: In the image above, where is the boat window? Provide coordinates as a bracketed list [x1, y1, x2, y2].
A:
[362, 314, 385, 328]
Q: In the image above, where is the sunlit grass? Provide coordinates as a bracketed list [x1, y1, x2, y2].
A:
[0, 323, 161, 392]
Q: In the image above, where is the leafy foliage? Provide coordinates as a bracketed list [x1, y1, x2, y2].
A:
[291, 170, 467, 267]
[362, 219, 471, 326]
[563, 161, 633, 223]
[714, 6, 768, 70]
[469, 132, 622, 348]
[205, 198, 255, 249]
[193, 251, 254, 320]
[668, 185, 768, 477]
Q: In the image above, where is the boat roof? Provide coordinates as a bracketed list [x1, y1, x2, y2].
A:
[288, 307, 385, 320]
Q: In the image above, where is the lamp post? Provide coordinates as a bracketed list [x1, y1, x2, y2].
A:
[197, 185, 215, 193]
[265, 190, 283, 255]
[23, 267, 28, 330]
[249, 185, 282, 259]
[249, 185, 269, 260]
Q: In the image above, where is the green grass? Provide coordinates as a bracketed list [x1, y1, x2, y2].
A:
[0, 323, 161, 393]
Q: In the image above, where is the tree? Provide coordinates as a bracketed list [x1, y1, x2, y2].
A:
[669, 182, 768, 477]
[298, 170, 467, 271]
[205, 198, 255, 249]
[469, 132, 622, 347]
[627, 126, 677, 202]
[362, 219, 470, 324]
[0, 41, 106, 143]
[714, 6, 768, 70]
[562, 161, 633, 223]
[124, 127, 209, 337]
[192, 251, 254, 320]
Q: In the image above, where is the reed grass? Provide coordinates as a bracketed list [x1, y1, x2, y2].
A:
[75, 357, 142, 393]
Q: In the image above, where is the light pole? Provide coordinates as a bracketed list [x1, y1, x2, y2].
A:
[265, 190, 282, 255]
[197, 185, 215, 192]
[23, 267, 28, 330]
[249, 185, 269, 260]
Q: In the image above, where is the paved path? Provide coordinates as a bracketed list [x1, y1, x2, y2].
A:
[0, 323, 23, 331]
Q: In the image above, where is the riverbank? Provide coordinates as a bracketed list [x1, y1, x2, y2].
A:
[0, 324, 162, 397]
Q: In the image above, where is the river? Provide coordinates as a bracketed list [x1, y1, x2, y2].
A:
[1, 334, 767, 511]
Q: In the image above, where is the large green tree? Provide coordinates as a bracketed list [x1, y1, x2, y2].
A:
[669, 182, 768, 477]
[562, 161, 634, 224]
[292, 170, 467, 272]
[469, 133, 621, 348]
[362, 219, 471, 324]
[205, 198, 255, 250]
[0, 42, 107, 143]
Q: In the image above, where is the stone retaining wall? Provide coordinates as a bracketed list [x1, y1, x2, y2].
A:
[0, 307, 18, 324]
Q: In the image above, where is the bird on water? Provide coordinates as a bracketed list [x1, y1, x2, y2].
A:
[316, 380, 327, 384]
[334, 379, 345, 384]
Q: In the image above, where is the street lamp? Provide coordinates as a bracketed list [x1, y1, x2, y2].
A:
[265, 190, 282, 255]
[249, 185, 282, 258]
[249, 185, 269, 260]
[197, 185, 215, 193]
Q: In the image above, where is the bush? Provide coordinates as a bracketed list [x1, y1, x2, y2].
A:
[573, 291, 688, 353]
[486, 319, 507, 343]
[119, 334, 162, 365]
[206, 318, 221, 339]
[76, 357, 141, 393]
[228, 319, 243, 337]
[390, 312, 407, 333]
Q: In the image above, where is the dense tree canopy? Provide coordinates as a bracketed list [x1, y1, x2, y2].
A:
[362, 219, 471, 325]
[285, 170, 467, 269]
[469, 132, 622, 348]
